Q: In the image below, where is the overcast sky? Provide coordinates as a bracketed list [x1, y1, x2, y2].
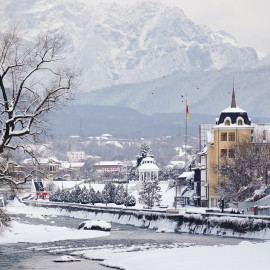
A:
[96, 0, 270, 58]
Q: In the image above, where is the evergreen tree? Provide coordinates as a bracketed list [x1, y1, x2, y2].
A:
[63, 190, 71, 202]
[79, 186, 90, 204]
[136, 142, 153, 167]
[95, 190, 103, 203]
[49, 188, 61, 202]
[89, 188, 96, 205]
[128, 166, 139, 181]
[115, 184, 128, 205]
[70, 186, 82, 203]
[58, 190, 66, 202]
[102, 182, 116, 204]
[139, 179, 162, 208]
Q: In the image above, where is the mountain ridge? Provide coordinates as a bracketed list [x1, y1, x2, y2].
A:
[0, 0, 259, 91]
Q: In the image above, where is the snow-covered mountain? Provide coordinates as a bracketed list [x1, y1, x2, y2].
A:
[0, 0, 258, 91]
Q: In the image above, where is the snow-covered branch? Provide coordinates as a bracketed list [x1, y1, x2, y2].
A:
[0, 26, 80, 189]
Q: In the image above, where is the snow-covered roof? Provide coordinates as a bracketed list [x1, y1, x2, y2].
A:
[167, 160, 185, 170]
[141, 156, 155, 163]
[178, 171, 194, 179]
[138, 156, 159, 171]
[95, 161, 123, 166]
[138, 162, 159, 171]
[220, 106, 246, 113]
[69, 162, 85, 168]
[170, 160, 185, 166]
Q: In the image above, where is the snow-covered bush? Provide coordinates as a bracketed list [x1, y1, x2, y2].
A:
[125, 194, 136, 207]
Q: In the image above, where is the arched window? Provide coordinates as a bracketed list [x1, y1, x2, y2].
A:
[238, 119, 243, 125]
[224, 118, 231, 126]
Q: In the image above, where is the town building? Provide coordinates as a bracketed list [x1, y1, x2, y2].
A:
[203, 90, 253, 207]
[66, 151, 86, 162]
[94, 161, 124, 176]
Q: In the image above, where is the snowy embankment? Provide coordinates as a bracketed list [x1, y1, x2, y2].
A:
[177, 213, 270, 239]
[72, 240, 270, 270]
[0, 199, 109, 244]
[9, 198, 270, 240]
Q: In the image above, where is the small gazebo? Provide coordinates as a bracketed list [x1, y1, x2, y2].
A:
[138, 156, 159, 181]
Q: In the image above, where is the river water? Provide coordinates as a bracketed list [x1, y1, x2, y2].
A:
[0, 213, 254, 270]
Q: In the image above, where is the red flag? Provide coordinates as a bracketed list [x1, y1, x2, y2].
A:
[186, 100, 189, 119]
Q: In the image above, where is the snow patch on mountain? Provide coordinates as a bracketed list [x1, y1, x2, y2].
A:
[0, 0, 258, 91]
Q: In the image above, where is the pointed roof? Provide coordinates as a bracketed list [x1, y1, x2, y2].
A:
[216, 86, 251, 126]
[231, 88, 236, 108]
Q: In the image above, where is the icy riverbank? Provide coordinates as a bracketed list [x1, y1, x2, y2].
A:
[2, 199, 270, 270]
[7, 199, 270, 240]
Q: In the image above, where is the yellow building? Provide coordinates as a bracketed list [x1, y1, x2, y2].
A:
[208, 90, 253, 207]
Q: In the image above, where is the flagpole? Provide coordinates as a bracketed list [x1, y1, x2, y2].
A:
[185, 93, 188, 170]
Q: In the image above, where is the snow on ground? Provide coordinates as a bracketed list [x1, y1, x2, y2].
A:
[74, 240, 269, 270]
[4, 197, 270, 269]
[0, 221, 109, 244]
[1, 198, 109, 244]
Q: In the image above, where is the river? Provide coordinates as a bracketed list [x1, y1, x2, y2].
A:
[0, 213, 254, 270]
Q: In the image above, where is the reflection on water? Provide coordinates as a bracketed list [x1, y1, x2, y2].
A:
[0, 213, 258, 270]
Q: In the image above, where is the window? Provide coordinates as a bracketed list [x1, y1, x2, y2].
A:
[238, 119, 243, 125]
[228, 149, 235, 158]
[225, 119, 231, 125]
[220, 149, 227, 158]
[229, 132, 235, 141]
[220, 132, 227, 141]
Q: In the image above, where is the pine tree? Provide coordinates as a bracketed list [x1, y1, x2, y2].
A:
[63, 190, 71, 202]
[102, 182, 116, 204]
[59, 190, 66, 202]
[79, 186, 90, 204]
[70, 186, 82, 203]
[128, 166, 139, 181]
[89, 188, 96, 205]
[49, 189, 61, 202]
[115, 184, 128, 205]
[139, 178, 162, 208]
[95, 190, 103, 203]
[136, 142, 153, 167]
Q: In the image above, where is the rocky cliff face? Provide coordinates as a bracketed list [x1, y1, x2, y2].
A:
[0, 0, 258, 91]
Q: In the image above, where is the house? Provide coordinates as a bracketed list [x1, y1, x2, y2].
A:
[94, 161, 124, 176]
[204, 90, 253, 207]
[174, 171, 202, 207]
[66, 151, 86, 162]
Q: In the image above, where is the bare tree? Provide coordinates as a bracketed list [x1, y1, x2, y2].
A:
[0, 26, 79, 213]
[217, 136, 270, 205]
